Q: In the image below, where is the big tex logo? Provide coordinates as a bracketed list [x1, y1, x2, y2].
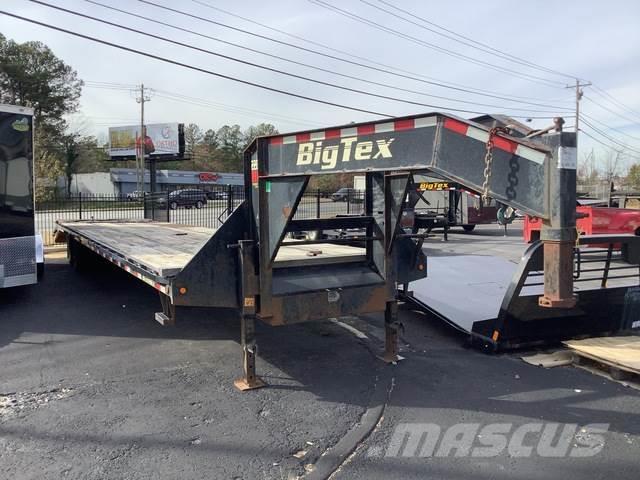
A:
[296, 137, 394, 170]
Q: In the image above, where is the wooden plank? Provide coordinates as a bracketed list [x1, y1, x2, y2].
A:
[60, 221, 215, 277]
[564, 336, 640, 375]
[274, 243, 365, 267]
[59, 221, 366, 277]
[521, 350, 575, 368]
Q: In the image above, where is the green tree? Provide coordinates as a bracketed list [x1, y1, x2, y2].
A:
[0, 33, 82, 130]
[243, 122, 278, 143]
[0, 34, 83, 199]
[183, 123, 203, 155]
[61, 134, 80, 196]
[216, 124, 244, 171]
[628, 164, 640, 189]
[202, 128, 218, 151]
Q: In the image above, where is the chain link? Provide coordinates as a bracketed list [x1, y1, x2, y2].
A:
[481, 126, 509, 203]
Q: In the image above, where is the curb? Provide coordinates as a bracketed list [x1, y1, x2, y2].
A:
[305, 365, 393, 480]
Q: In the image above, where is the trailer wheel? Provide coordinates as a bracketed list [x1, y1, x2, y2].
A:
[37, 262, 45, 281]
[195, 200, 203, 209]
[462, 225, 476, 232]
[170, 201, 178, 210]
[68, 240, 82, 271]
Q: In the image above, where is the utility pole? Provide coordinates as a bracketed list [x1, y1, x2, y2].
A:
[136, 84, 151, 193]
[566, 79, 591, 198]
[567, 78, 591, 135]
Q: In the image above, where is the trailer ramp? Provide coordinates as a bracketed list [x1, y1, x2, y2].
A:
[406, 235, 640, 350]
[409, 255, 519, 333]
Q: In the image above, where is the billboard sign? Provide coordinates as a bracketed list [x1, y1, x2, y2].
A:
[198, 172, 219, 183]
[108, 123, 181, 158]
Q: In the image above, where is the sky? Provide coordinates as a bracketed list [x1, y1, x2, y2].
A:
[2, 0, 640, 170]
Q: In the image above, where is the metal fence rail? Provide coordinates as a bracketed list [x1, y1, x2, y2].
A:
[36, 187, 364, 245]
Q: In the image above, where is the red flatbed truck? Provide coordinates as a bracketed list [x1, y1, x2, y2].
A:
[524, 206, 640, 242]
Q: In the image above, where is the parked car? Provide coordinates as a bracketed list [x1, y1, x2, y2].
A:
[330, 188, 364, 203]
[166, 189, 208, 209]
[126, 190, 144, 201]
[206, 190, 229, 200]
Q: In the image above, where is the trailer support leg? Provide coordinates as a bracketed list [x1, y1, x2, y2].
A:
[155, 293, 175, 326]
[539, 240, 577, 308]
[234, 313, 265, 391]
[383, 300, 401, 363]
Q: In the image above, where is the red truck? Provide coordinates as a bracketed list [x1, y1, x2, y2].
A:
[524, 205, 640, 242]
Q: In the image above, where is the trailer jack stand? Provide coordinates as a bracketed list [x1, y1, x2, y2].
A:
[383, 301, 402, 363]
[155, 293, 175, 326]
[234, 314, 266, 391]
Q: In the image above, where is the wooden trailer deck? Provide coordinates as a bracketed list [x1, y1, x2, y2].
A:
[58, 220, 365, 277]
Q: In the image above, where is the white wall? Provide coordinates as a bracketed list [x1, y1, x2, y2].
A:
[57, 172, 116, 195]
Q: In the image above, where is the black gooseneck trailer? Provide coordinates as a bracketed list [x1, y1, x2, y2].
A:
[58, 111, 640, 388]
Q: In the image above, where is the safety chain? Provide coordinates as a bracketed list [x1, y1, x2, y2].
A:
[482, 126, 510, 203]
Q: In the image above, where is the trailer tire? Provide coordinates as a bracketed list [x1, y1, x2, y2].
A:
[68, 239, 92, 272]
[68, 240, 81, 271]
[462, 225, 476, 232]
[37, 262, 45, 281]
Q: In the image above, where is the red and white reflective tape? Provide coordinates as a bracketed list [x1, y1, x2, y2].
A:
[268, 116, 437, 145]
[443, 118, 546, 165]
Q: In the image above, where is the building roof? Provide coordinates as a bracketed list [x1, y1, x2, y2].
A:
[109, 168, 243, 185]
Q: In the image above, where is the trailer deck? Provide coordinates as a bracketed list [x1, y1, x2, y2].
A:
[58, 220, 365, 278]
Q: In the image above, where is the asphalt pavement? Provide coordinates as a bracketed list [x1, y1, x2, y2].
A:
[0, 254, 378, 480]
[1, 224, 638, 479]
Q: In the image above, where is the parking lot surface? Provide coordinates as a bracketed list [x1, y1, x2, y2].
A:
[1, 224, 639, 479]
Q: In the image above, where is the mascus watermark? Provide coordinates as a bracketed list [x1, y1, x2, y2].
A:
[370, 423, 609, 458]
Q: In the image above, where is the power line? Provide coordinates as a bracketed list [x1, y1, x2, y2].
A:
[84, 84, 135, 91]
[580, 129, 640, 160]
[27, 0, 565, 118]
[137, 0, 571, 108]
[307, 0, 566, 88]
[584, 95, 640, 126]
[82, 82, 323, 128]
[591, 84, 640, 121]
[153, 91, 321, 128]
[84, 80, 138, 89]
[580, 119, 640, 156]
[0, 9, 392, 118]
[81, 0, 570, 114]
[189, 0, 573, 105]
[580, 113, 640, 144]
[368, 0, 578, 80]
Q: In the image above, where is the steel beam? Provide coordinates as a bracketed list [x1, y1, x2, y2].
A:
[234, 240, 265, 391]
[538, 129, 578, 308]
[383, 300, 400, 363]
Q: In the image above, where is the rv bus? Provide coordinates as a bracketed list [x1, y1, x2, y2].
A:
[0, 104, 43, 289]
